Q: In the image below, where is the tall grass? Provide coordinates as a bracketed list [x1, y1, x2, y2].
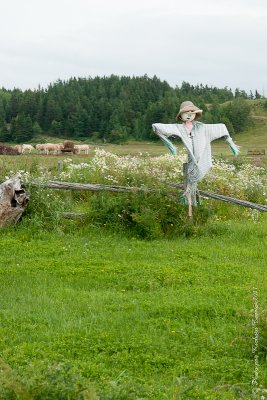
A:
[0, 219, 266, 399]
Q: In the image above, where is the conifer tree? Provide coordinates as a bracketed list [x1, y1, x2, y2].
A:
[10, 114, 33, 143]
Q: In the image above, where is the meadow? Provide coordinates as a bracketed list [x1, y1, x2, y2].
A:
[0, 144, 266, 399]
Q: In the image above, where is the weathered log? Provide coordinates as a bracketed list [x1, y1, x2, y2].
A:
[0, 176, 29, 228]
[31, 180, 158, 193]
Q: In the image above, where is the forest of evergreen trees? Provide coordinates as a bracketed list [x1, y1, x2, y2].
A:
[0, 75, 257, 143]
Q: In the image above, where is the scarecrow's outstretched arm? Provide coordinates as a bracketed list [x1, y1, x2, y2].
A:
[152, 123, 178, 155]
[206, 124, 240, 156]
[206, 123, 230, 141]
[152, 123, 179, 137]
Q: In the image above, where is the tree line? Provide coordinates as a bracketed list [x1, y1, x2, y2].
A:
[0, 75, 258, 143]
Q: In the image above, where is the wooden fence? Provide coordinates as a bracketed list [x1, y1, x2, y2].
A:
[31, 180, 267, 213]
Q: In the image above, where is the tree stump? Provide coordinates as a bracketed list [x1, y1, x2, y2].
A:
[0, 176, 29, 228]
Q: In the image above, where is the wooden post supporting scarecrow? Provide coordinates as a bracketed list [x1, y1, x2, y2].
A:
[152, 101, 240, 215]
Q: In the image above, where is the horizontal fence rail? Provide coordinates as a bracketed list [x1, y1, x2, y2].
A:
[31, 181, 158, 193]
[162, 181, 267, 213]
[29, 180, 267, 212]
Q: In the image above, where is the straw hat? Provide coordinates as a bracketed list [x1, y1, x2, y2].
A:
[176, 101, 203, 121]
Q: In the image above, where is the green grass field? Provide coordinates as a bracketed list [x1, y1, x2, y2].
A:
[0, 219, 266, 399]
[0, 122, 266, 399]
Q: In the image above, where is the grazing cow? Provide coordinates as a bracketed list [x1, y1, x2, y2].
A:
[36, 143, 63, 154]
[35, 143, 47, 154]
[21, 144, 35, 154]
[46, 143, 63, 154]
[74, 144, 90, 154]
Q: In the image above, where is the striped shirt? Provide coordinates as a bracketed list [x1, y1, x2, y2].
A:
[152, 121, 238, 183]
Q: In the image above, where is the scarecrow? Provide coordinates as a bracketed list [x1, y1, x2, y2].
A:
[152, 101, 240, 212]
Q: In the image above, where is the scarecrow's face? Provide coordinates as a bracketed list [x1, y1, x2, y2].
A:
[181, 111, 196, 122]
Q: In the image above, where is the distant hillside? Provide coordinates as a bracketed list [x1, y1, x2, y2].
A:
[0, 75, 265, 144]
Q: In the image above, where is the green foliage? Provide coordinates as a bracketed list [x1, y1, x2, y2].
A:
[23, 184, 78, 234]
[0, 118, 11, 142]
[255, 90, 262, 99]
[202, 100, 253, 134]
[234, 88, 248, 99]
[105, 127, 129, 144]
[10, 113, 34, 143]
[32, 121, 42, 135]
[5, 150, 264, 239]
[0, 76, 255, 144]
[0, 359, 99, 399]
[87, 191, 211, 239]
[223, 100, 252, 133]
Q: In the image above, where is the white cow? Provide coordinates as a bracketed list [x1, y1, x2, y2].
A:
[74, 144, 90, 154]
[21, 144, 35, 153]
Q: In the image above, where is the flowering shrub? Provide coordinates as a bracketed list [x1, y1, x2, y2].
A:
[5, 149, 266, 237]
[203, 159, 266, 203]
[57, 149, 267, 204]
[58, 149, 186, 187]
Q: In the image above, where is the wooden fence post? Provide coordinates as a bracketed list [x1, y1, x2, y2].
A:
[57, 160, 63, 172]
[183, 162, 193, 219]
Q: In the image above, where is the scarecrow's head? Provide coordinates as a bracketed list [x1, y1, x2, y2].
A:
[176, 101, 203, 121]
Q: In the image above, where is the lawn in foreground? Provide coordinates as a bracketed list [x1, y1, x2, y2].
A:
[0, 220, 266, 399]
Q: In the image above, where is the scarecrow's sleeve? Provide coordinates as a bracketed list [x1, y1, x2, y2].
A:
[206, 124, 240, 156]
[152, 123, 178, 155]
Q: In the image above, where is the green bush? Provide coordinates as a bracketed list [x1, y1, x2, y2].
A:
[87, 191, 211, 239]
[2, 150, 265, 238]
